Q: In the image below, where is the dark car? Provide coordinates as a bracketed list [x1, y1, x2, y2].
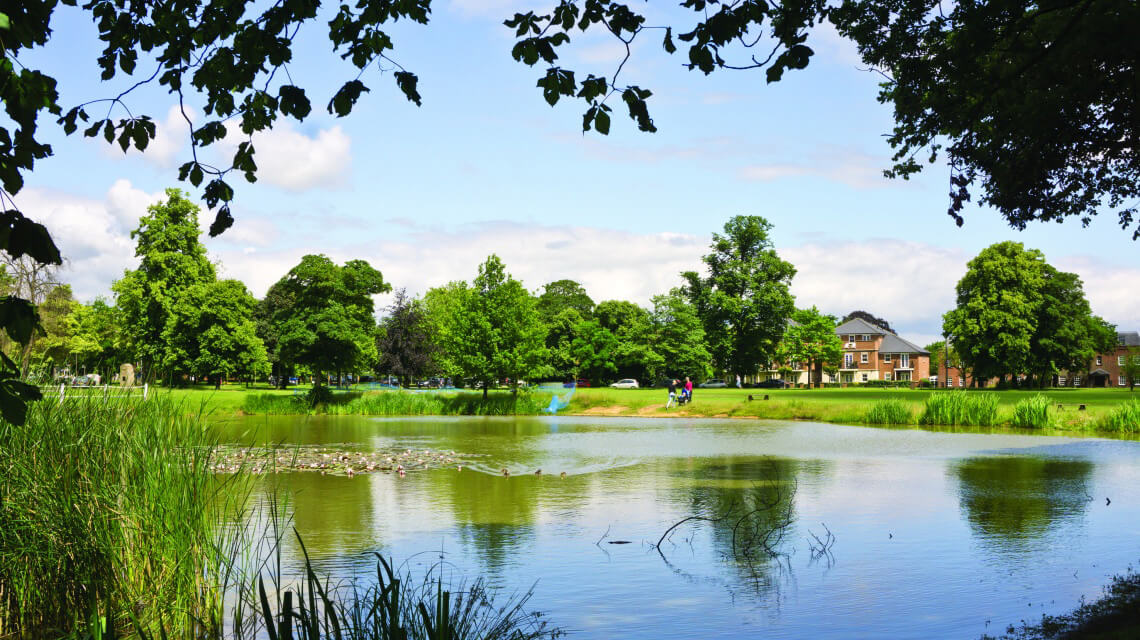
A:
[563, 379, 591, 388]
[753, 378, 791, 389]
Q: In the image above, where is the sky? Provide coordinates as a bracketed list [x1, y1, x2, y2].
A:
[14, 1, 1139, 347]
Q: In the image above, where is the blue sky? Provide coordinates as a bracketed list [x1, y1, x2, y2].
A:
[16, 1, 1139, 346]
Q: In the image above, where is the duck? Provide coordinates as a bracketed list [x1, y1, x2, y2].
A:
[501, 468, 511, 477]
[534, 469, 542, 476]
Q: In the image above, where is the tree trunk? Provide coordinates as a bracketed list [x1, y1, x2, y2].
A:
[215, 375, 221, 390]
[482, 384, 488, 400]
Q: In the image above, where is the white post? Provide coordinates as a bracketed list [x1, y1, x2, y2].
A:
[58, 383, 65, 406]
[143, 383, 149, 400]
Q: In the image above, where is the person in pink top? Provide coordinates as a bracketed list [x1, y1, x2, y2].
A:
[683, 377, 693, 403]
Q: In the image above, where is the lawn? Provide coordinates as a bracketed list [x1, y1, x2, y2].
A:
[121, 383, 1140, 434]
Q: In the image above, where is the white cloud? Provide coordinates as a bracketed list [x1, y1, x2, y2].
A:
[105, 105, 195, 168]
[221, 121, 351, 191]
[15, 181, 164, 300]
[738, 152, 889, 189]
[1054, 256, 1140, 331]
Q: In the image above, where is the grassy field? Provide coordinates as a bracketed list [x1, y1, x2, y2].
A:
[131, 383, 1140, 434]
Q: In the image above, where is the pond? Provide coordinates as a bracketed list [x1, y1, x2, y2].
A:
[213, 415, 1140, 639]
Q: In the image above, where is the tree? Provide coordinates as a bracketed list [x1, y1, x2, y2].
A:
[430, 255, 547, 398]
[840, 310, 894, 334]
[651, 290, 711, 381]
[683, 216, 796, 382]
[163, 279, 268, 388]
[542, 307, 586, 380]
[376, 289, 437, 386]
[943, 241, 1111, 386]
[536, 280, 595, 322]
[268, 255, 390, 386]
[568, 318, 619, 383]
[1122, 347, 1140, 392]
[0, 254, 62, 376]
[595, 300, 662, 383]
[67, 298, 122, 380]
[1029, 267, 1115, 387]
[782, 307, 843, 388]
[26, 284, 79, 376]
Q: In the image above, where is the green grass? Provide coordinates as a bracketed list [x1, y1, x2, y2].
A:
[863, 399, 914, 424]
[1010, 394, 1056, 429]
[919, 392, 1000, 426]
[0, 395, 248, 637]
[242, 389, 551, 416]
[1096, 398, 1140, 433]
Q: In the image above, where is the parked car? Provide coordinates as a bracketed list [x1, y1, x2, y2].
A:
[699, 379, 727, 388]
[753, 378, 791, 389]
[563, 379, 591, 388]
[610, 379, 639, 389]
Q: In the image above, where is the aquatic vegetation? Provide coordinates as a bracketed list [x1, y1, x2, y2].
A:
[919, 392, 1000, 426]
[0, 395, 246, 637]
[862, 399, 914, 424]
[1010, 394, 1056, 429]
[1096, 398, 1140, 433]
[243, 389, 551, 416]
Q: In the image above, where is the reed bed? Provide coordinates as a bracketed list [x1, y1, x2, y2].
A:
[1010, 394, 1056, 429]
[862, 399, 914, 425]
[918, 392, 1000, 426]
[243, 390, 551, 416]
[1096, 398, 1140, 433]
[0, 395, 247, 638]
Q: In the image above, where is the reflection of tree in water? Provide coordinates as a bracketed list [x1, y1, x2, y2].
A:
[659, 457, 805, 599]
[435, 470, 545, 573]
[953, 456, 1093, 543]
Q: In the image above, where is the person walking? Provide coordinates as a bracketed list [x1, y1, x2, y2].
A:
[684, 377, 693, 403]
[666, 379, 678, 409]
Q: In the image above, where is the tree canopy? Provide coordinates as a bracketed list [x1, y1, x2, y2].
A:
[781, 307, 842, 388]
[375, 289, 437, 385]
[943, 241, 1113, 385]
[840, 310, 894, 335]
[683, 215, 796, 381]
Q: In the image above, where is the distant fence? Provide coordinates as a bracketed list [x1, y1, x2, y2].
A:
[40, 383, 150, 404]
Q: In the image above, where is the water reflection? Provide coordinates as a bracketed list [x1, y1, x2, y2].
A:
[952, 456, 1092, 543]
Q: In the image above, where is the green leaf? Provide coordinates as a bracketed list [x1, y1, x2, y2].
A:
[0, 13, 9, 30]
[394, 72, 422, 106]
[594, 109, 610, 135]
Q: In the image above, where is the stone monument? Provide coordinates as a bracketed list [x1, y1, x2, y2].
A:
[119, 363, 135, 388]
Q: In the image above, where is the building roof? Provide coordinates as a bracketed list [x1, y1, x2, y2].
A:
[835, 317, 890, 336]
[1119, 331, 1140, 347]
[879, 333, 931, 355]
[1089, 368, 1111, 377]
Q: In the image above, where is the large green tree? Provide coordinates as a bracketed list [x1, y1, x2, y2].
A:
[682, 216, 796, 382]
[268, 255, 390, 386]
[163, 279, 268, 388]
[595, 300, 662, 383]
[536, 279, 595, 322]
[429, 255, 547, 398]
[113, 189, 216, 382]
[781, 307, 843, 388]
[943, 241, 1112, 385]
[651, 290, 711, 382]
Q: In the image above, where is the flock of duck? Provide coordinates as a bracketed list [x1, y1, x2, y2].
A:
[209, 445, 564, 478]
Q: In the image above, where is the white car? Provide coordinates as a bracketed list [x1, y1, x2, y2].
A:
[610, 379, 639, 389]
[699, 379, 727, 388]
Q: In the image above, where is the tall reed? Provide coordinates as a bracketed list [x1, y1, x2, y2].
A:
[1010, 394, 1055, 429]
[919, 392, 999, 426]
[0, 395, 248, 637]
[243, 390, 550, 416]
[1097, 398, 1140, 433]
[862, 399, 914, 424]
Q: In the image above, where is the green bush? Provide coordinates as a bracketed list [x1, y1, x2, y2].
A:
[919, 392, 1000, 426]
[1010, 394, 1055, 429]
[243, 389, 551, 416]
[1097, 398, 1140, 433]
[863, 399, 914, 424]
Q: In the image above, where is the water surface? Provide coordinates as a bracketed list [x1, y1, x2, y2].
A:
[214, 415, 1140, 639]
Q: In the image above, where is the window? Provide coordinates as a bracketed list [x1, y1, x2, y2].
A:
[1096, 355, 1103, 366]
[884, 372, 892, 381]
[884, 354, 892, 363]
[849, 335, 856, 343]
[791, 361, 800, 370]
[860, 352, 868, 363]
[861, 373, 868, 382]
[899, 354, 910, 368]
[946, 377, 953, 388]
[1058, 376, 1067, 386]
[959, 377, 965, 386]
[1073, 376, 1082, 387]
[1121, 375, 1127, 386]
[861, 334, 869, 341]
[844, 354, 854, 368]
[1133, 356, 1140, 365]
[1120, 356, 1126, 366]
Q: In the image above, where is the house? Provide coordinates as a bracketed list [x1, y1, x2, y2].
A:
[1083, 331, 1139, 388]
[834, 318, 931, 384]
[751, 317, 932, 386]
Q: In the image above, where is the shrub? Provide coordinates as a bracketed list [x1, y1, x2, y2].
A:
[919, 392, 1000, 426]
[863, 399, 914, 424]
[1010, 394, 1055, 429]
